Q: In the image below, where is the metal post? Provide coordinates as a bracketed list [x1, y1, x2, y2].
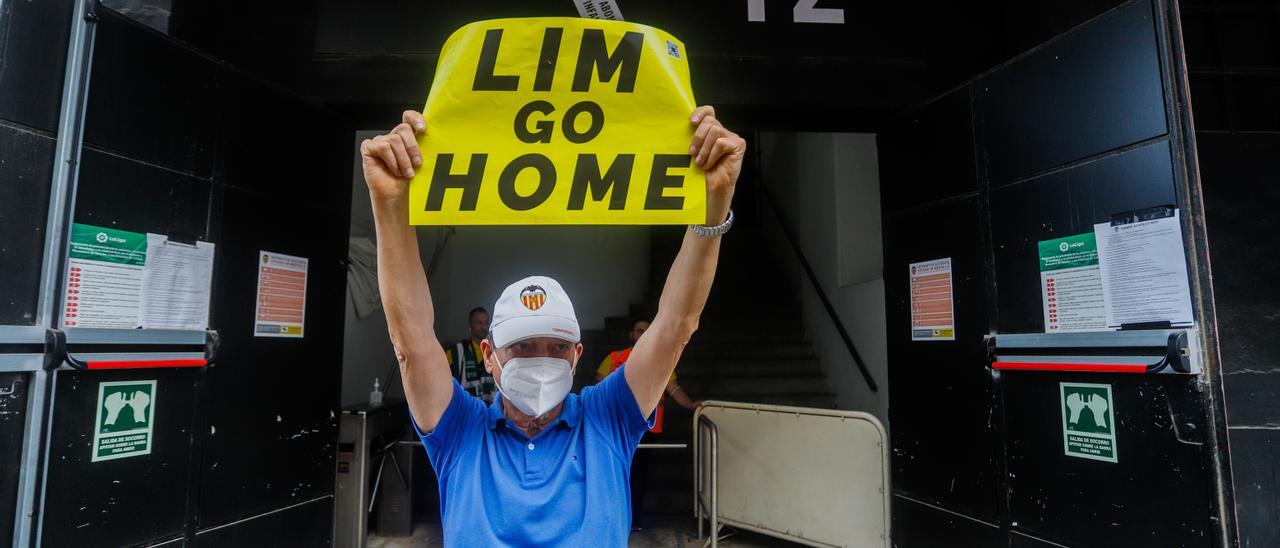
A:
[13, 0, 97, 545]
[696, 415, 719, 548]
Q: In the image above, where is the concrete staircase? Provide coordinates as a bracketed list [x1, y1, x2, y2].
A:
[577, 219, 836, 518]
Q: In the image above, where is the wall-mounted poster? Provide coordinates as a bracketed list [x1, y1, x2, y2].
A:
[909, 257, 954, 341]
[254, 251, 308, 338]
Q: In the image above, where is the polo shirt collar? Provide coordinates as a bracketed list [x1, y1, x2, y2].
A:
[487, 391, 583, 431]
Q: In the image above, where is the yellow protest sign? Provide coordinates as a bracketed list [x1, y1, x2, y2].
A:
[408, 18, 705, 225]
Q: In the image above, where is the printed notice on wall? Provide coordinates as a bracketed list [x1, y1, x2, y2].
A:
[140, 234, 215, 330]
[92, 380, 156, 462]
[909, 258, 955, 341]
[63, 223, 215, 330]
[64, 224, 146, 329]
[254, 251, 308, 338]
[1038, 232, 1108, 333]
[1094, 207, 1194, 329]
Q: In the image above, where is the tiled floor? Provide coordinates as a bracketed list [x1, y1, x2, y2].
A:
[368, 519, 802, 547]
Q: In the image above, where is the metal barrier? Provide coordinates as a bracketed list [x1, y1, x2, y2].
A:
[695, 415, 719, 546]
[693, 401, 890, 547]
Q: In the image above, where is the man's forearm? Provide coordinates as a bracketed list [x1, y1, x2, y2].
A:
[653, 225, 724, 333]
[625, 222, 725, 414]
[371, 197, 436, 357]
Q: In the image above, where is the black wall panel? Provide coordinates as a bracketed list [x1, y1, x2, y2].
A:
[0, 125, 56, 325]
[1196, 133, 1280, 547]
[989, 141, 1179, 333]
[190, 496, 334, 547]
[878, 88, 978, 213]
[84, 12, 218, 178]
[1001, 372, 1214, 545]
[882, 1, 1227, 545]
[74, 148, 212, 239]
[975, 0, 1168, 185]
[890, 496, 1002, 548]
[0, 0, 72, 133]
[213, 76, 352, 204]
[41, 369, 201, 547]
[883, 197, 1002, 523]
[26, 7, 353, 544]
[197, 184, 345, 528]
[0, 373, 30, 544]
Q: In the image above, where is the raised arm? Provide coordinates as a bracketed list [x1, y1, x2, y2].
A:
[624, 106, 746, 415]
[362, 110, 454, 431]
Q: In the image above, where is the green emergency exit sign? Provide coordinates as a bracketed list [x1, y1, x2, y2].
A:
[1060, 382, 1117, 463]
[92, 380, 156, 462]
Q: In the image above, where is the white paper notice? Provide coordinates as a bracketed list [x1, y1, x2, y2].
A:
[140, 234, 215, 330]
[909, 258, 955, 341]
[1095, 208, 1195, 328]
[254, 251, 308, 338]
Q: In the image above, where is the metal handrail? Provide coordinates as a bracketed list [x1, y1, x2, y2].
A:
[695, 414, 720, 547]
[759, 182, 879, 392]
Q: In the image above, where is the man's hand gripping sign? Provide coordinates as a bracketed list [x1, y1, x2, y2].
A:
[403, 18, 709, 225]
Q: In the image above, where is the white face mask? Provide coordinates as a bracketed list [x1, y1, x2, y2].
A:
[493, 353, 574, 418]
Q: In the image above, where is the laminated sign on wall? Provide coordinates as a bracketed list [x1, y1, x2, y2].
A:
[909, 258, 954, 341]
[1060, 382, 1117, 463]
[62, 223, 215, 330]
[254, 251, 308, 338]
[1038, 232, 1108, 333]
[92, 380, 157, 462]
[408, 17, 705, 225]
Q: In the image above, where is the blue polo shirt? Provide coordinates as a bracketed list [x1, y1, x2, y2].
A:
[414, 365, 652, 546]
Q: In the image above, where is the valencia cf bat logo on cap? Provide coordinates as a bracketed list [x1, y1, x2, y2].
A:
[519, 285, 547, 310]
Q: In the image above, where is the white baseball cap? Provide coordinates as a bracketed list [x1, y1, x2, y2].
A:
[489, 275, 581, 348]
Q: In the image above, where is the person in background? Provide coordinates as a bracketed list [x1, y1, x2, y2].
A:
[596, 319, 702, 423]
[444, 307, 496, 403]
[596, 318, 701, 530]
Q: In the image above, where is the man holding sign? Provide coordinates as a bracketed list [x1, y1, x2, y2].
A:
[362, 18, 744, 545]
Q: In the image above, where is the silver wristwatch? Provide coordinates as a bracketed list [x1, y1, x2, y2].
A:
[691, 209, 734, 238]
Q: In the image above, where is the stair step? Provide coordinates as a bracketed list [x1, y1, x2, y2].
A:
[678, 375, 827, 396]
[687, 330, 805, 344]
[680, 343, 813, 360]
[675, 358, 823, 377]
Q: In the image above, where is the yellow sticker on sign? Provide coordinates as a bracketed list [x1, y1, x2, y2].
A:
[408, 18, 705, 225]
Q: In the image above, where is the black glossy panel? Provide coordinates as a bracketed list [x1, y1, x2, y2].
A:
[1197, 133, 1280, 546]
[42, 369, 200, 547]
[190, 495, 333, 547]
[0, 124, 56, 325]
[891, 495, 1002, 547]
[884, 197, 1001, 522]
[989, 141, 1178, 333]
[0, 0, 72, 132]
[214, 73, 354, 208]
[83, 10, 218, 178]
[74, 148, 211, 239]
[1187, 74, 1227, 131]
[879, 88, 978, 212]
[1002, 372, 1214, 546]
[0, 373, 30, 543]
[198, 186, 345, 527]
[1227, 429, 1280, 548]
[1198, 133, 1280, 400]
[1229, 75, 1280, 133]
[976, 0, 1168, 184]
